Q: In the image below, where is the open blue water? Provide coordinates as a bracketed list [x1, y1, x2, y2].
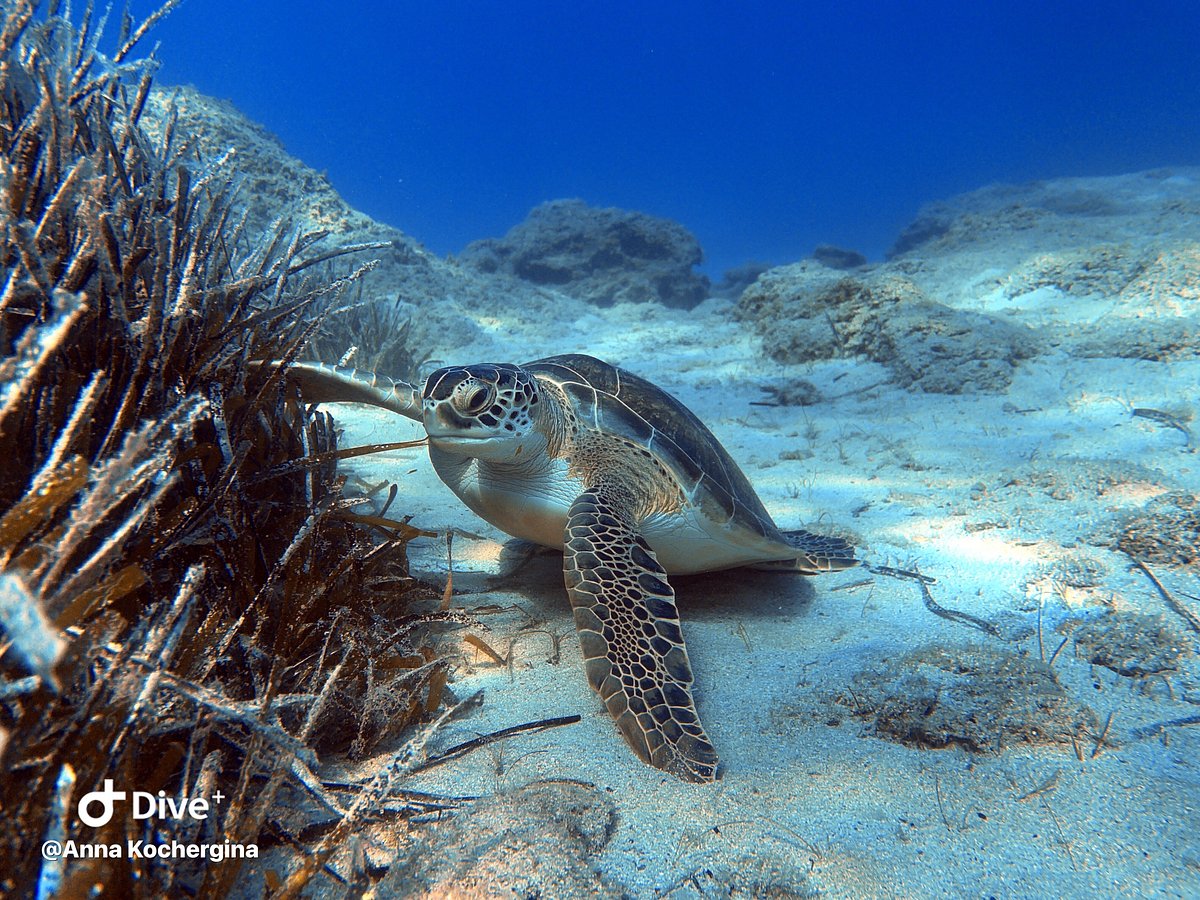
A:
[150, 0, 1200, 275]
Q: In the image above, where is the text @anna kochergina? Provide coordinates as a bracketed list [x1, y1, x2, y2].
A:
[42, 838, 258, 863]
[41, 779, 259, 863]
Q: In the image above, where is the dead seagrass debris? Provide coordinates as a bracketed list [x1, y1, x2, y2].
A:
[1133, 714, 1200, 741]
[753, 377, 824, 407]
[868, 564, 999, 636]
[407, 714, 582, 775]
[1131, 407, 1195, 451]
[1125, 554, 1200, 637]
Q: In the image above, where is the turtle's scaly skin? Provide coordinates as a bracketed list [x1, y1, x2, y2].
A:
[566, 485, 718, 781]
[274, 354, 856, 782]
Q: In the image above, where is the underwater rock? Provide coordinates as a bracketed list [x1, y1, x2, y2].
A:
[1002, 243, 1144, 300]
[886, 206, 954, 258]
[861, 171, 1200, 376]
[1072, 611, 1193, 677]
[1118, 241, 1200, 313]
[1066, 241, 1200, 359]
[831, 645, 1095, 752]
[1034, 187, 1124, 217]
[737, 268, 1038, 393]
[812, 243, 868, 270]
[459, 198, 711, 308]
[382, 780, 623, 897]
[712, 260, 773, 299]
[887, 170, 1200, 260]
[886, 199, 1052, 259]
[1073, 316, 1200, 362]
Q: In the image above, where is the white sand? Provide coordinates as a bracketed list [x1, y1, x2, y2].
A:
[319, 171, 1199, 897]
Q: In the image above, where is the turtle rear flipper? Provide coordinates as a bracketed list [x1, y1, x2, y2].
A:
[564, 487, 719, 782]
[751, 529, 857, 574]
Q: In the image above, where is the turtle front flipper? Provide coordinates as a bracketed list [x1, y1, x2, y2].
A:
[564, 487, 719, 782]
[255, 360, 423, 421]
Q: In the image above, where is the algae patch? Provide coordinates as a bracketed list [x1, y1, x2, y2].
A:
[1073, 611, 1194, 677]
[381, 780, 622, 897]
[827, 644, 1095, 752]
[1109, 492, 1200, 570]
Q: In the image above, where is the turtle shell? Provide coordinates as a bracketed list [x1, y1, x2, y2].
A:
[525, 354, 786, 544]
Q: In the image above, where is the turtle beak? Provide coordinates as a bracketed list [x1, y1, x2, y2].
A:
[424, 403, 484, 442]
[423, 405, 449, 438]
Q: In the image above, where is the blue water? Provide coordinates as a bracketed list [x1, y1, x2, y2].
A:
[150, 0, 1200, 276]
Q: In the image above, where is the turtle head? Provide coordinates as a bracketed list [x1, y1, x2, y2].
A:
[422, 363, 544, 461]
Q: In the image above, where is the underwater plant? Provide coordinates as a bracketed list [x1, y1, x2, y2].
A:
[307, 290, 421, 382]
[0, 3, 453, 895]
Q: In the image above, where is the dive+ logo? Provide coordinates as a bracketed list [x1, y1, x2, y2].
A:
[77, 780, 224, 827]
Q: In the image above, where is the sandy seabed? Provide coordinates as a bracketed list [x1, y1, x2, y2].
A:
[307, 170, 1199, 898]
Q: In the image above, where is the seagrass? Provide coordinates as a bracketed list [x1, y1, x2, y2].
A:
[0, 4, 448, 895]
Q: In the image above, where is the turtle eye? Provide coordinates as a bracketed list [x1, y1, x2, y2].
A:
[460, 385, 494, 415]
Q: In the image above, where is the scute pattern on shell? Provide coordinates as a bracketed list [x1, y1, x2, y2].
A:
[526, 354, 782, 541]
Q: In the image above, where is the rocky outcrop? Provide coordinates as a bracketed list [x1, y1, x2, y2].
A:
[812, 243, 868, 269]
[459, 199, 710, 308]
[737, 266, 1039, 393]
[736, 169, 1200, 387]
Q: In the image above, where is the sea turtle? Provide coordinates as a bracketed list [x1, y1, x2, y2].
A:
[278, 354, 855, 781]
